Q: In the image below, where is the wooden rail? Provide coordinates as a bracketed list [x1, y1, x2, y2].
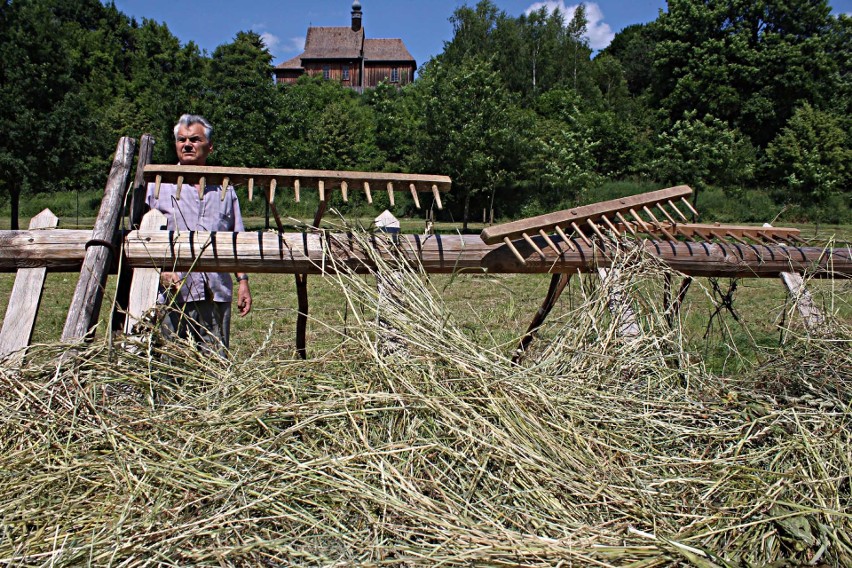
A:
[0, 229, 848, 278]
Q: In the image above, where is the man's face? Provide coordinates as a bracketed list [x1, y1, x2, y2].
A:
[175, 123, 213, 166]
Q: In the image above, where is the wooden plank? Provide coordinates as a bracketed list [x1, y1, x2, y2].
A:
[780, 271, 825, 331]
[598, 268, 641, 338]
[61, 137, 137, 342]
[144, 165, 452, 194]
[1, 230, 851, 278]
[480, 186, 692, 244]
[0, 209, 59, 363]
[124, 210, 167, 334]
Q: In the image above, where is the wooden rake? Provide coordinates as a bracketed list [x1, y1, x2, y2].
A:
[480, 185, 696, 264]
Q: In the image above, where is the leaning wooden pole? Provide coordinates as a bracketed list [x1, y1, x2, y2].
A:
[61, 137, 136, 342]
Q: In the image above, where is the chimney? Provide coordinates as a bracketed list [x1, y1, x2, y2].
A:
[351, 0, 362, 32]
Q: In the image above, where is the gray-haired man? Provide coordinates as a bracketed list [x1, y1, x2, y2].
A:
[146, 114, 252, 354]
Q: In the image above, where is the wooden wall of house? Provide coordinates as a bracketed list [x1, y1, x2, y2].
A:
[275, 61, 416, 88]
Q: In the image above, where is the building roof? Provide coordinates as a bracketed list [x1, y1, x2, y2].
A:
[301, 26, 364, 60]
[364, 38, 414, 63]
[276, 54, 303, 70]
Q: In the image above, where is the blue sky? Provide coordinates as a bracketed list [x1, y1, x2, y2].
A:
[110, 0, 852, 70]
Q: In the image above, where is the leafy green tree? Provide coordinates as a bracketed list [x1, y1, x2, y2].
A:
[764, 103, 851, 204]
[0, 0, 112, 228]
[650, 111, 756, 206]
[417, 58, 526, 229]
[203, 31, 278, 168]
[653, 0, 837, 148]
[363, 81, 422, 171]
[601, 23, 657, 96]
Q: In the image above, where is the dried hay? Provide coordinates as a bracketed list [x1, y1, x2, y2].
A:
[1, 233, 850, 566]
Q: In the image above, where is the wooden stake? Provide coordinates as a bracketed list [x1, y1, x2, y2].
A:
[364, 182, 373, 204]
[432, 184, 443, 210]
[409, 184, 420, 209]
[504, 237, 526, 265]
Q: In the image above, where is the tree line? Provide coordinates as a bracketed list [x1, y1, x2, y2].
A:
[1, 0, 850, 230]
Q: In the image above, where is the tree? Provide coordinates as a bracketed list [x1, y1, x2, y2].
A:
[764, 103, 851, 204]
[650, 111, 756, 206]
[417, 58, 526, 230]
[652, 0, 837, 148]
[602, 23, 657, 96]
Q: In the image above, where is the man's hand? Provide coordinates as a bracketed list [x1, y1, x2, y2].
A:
[237, 280, 252, 316]
[160, 271, 180, 291]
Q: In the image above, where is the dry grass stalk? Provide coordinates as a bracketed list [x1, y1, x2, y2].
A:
[0, 228, 849, 566]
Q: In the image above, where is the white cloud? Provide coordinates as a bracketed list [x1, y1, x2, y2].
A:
[525, 1, 615, 50]
[259, 32, 280, 53]
[258, 32, 305, 59]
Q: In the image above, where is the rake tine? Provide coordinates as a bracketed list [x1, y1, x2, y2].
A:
[318, 180, 326, 202]
[294, 179, 300, 202]
[726, 231, 751, 246]
[758, 231, 782, 245]
[539, 229, 561, 254]
[198, 176, 206, 200]
[554, 225, 576, 251]
[570, 221, 594, 247]
[341, 181, 349, 202]
[220, 176, 229, 201]
[522, 232, 546, 258]
[600, 215, 622, 237]
[154, 174, 162, 199]
[628, 208, 652, 234]
[432, 184, 443, 210]
[387, 182, 394, 207]
[642, 206, 676, 240]
[364, 182, 373, 204]
[668, 199, 689, 222]
[409, 184, 420, 209]
[248, 178, 254, 201]
[681, 196, 699, 217]
[175, 175, 184, 200]
[504, 237, 526, 265]
[656, 203, 678, 225]
[615, 212, 638, 236]
[269, 178, 277, 204]
[586, 219, 608, 242]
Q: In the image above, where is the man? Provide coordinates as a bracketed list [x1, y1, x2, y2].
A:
[146, 114, 252, 354]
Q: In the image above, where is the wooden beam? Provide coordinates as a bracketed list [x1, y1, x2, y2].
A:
[1, 230, 850, 278]
[779, 272, 825, 331]
[0, 209, 59, 362]
[61, 137, 136, 342]
[128, 134, 155, 229]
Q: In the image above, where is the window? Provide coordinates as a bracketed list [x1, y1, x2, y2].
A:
[390, 67, 399, 83]
[342, 65, 350, 81]
[323, 65, 330, 80]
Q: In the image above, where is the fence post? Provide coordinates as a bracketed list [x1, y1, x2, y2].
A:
[0, 209, 59, 364]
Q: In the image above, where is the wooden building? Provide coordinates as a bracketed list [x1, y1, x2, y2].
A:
[274, 1, 416, 91]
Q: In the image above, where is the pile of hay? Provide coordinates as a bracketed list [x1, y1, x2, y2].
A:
[1, 238, 850, 566]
